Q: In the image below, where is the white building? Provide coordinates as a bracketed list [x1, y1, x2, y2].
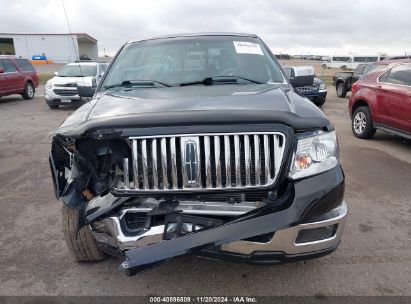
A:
[0, 33, 98, 63]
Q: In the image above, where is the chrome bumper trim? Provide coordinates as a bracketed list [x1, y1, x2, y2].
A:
[120, 199, 261, 216]
[221, 201, 347, 255]
[92, 200, 347, 256]
[92, 199, 261, 250]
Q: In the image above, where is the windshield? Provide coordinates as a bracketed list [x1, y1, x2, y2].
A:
[101, 36, 284, 89]
[363, 63, 387, 76]
[59, 64, 97, 77]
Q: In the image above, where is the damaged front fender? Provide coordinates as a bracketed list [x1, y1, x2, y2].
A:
[49, 134, 129, 209]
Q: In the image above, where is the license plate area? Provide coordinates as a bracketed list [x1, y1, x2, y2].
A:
[61, 98, 71, 103]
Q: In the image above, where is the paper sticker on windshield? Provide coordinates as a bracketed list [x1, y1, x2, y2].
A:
[233, 41, 263, 55]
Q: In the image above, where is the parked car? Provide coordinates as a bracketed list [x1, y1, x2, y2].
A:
[49, 33, 347, 275]
[0, 56, 39, 100]
[310, 55, 323, 61]
[349, 59, 411, 140]
[44, 61, 108, 109]
[283, 66, 327, 106]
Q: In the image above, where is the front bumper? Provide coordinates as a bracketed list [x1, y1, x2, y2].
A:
[86, 165, 346, 275]
[44, 89, 85, 106]
[217, 200, 346, 259]
[302, 90, 327, 101]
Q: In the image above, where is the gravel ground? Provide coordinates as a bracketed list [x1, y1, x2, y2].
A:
[0, 87, 410, 296]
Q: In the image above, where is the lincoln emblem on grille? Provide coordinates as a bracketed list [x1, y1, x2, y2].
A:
[181, 137, 201, 187]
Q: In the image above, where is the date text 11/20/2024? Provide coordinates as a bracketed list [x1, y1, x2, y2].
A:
[149, 296, 257, 303]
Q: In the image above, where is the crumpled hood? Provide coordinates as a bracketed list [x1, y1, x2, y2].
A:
[56, 84, 330, 137]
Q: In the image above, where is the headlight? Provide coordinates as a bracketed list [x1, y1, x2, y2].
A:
[289, 131, 338, 179]
[45, 82, 53, 90]
[319, 83, 326, 90]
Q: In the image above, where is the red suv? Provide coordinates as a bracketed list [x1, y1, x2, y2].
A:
[0, 56, 39, 100]
[349, 59, 411, 140]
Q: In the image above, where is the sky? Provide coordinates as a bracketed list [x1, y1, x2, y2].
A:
[0, 0, 410, 57]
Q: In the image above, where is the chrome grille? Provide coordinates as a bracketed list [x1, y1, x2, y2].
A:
[296, 85, 318, 93]
[116, 132, 286, 192]
[53, 88, 78, 96]
[54, 82, 77, 87]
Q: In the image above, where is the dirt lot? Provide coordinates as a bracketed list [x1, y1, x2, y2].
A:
[0, 86, 410, 296]
[278, 59, 340, 77]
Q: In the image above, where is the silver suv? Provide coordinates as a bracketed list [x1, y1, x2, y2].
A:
[44, 61, 108, 109]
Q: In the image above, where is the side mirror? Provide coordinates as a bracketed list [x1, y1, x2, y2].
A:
[53, 72, 59, 76]
[289, 66, 315, 87]
[77, 77, 97, 98]
[0, 68, 4, 73]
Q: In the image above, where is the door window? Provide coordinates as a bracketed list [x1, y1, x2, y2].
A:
[16, 59, 36, 72]
[1, 59, 18, 72]
[354, 65, 365, 74]
[332, 56, 350, 62]
[379, 71, 389, 82]
[385, 64, 411, 86]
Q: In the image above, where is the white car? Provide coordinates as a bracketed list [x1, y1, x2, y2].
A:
[44, 61, 108, 109]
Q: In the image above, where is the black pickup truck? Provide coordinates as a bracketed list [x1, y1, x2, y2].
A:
[333, 64, 368, 97]
[49, 33, 347, 275]
[333, 62, 389, 98]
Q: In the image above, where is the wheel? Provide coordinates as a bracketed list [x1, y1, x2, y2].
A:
[336, 82, 347, 98]
[314, 97, 326, 107]
[22, 82, 35, 100]
[341, 65, 347, 70]
[322, 64, 327, 69]
[351, 106, 376, 139]
[48, 104, 59, 109]
[62, 205, 107, 262]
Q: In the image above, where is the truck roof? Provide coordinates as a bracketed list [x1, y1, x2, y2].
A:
[128, 32, 258, 44]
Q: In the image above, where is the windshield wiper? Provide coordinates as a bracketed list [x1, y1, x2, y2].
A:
[214, 75, 264, 84]
[103, 79, 171, 90]
[179, 76, 263, 87]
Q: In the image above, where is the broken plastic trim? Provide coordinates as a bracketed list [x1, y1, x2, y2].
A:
[120, 185, 295, 275]
[83, 164, 344, 275]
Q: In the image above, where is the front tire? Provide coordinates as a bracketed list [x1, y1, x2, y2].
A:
[322, 64, 327, 69]
[48, 104, 59, 109]
[22, 82, 35, 100]
[351, 106, 376, 139]
[62, 205, 107, 262]
[336, 83, 347, 98]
